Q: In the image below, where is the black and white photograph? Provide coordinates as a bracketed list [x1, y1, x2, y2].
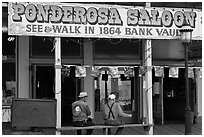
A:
[1, 1, 202, 135]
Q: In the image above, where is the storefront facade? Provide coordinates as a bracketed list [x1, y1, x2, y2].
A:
[2, 2, 202, 133]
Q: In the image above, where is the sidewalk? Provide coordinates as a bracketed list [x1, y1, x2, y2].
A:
[2, 119, 202, 135]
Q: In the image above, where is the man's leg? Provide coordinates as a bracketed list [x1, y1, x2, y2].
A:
[73, 121, 83, 135]
[77, 130, 82, 135]
[103, 128, 111, 135]
[73, 121, 83, 127]
[108, 129, 111, 135]
[86, 129, 93, 135]
[115, 127, 124, 135]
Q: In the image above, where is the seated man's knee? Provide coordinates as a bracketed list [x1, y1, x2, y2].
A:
[86, 129, 93, 135]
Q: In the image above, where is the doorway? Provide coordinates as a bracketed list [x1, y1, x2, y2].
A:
[61, 66, 81, 126]
[31, 65, 81, 126]
[93, 66, 142, 124]
[33, 65, 55, 99]
[163, 77, 186, 123]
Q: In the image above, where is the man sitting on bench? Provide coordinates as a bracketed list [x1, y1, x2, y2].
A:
[103, 94, 132, 135]
[72, 91, 95, 135]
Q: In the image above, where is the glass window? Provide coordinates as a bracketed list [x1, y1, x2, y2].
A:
[2, 33, 16, 107]
[93, 39, 140, 60]
[118, 80, 132, 111]
[2, 62, 16, 105]
[30, 36, 54, 57]
[2, 33, 16, 56]
[61, 37, 82, 58]
[30, 37, 82, 58]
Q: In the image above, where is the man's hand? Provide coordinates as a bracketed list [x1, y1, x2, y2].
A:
[128, 114, 132, 117]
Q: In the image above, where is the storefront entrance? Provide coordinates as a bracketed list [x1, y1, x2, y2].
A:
[163, 77, 186, 123]
[93, 66, 142, 124]
[33, 66, 55, 99]
[32, 65, 81, 126]
[61, 66, 81, 126]
[163, 68, 196, 124]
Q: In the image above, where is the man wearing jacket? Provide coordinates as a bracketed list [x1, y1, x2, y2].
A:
[72, 92, 95, 134]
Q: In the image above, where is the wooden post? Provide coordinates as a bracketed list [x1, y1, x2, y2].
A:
[144, 39, 153, 135]
[159, 77, 164, 125]
[83, 38, 94, 118]
[143, 3, 153, 133]
[17, 36, 29, 98]
[54, 37, 62, 129]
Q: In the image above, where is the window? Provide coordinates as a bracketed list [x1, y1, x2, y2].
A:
[2, 33, 16, 106]
[2, 33, 16, 56]
[2, 63, 16, 105]
[30, 36, 82, 58]
[93, 39, 140, 60]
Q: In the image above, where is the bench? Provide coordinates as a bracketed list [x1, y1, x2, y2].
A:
[56, 123, 153, 135]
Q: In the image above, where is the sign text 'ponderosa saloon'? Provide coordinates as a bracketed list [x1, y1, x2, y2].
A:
[8, 2, 202, 39]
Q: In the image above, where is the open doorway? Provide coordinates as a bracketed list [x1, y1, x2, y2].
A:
[34, 66, 55, 99]
[31, 65, 81, 126]
[163, 68, 195, 124]
[93, 66, 142, 124]
[163, 77, 186, 124]
[61, 66, 81, 126]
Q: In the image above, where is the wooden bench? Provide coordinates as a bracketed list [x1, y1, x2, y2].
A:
[56, 123, 153, 135]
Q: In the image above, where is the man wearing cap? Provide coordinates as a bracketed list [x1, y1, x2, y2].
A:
[72, 92, 95, 134]
[103, 94, 132, 135]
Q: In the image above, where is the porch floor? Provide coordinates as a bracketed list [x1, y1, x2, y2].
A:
[2, 118, 202, 135]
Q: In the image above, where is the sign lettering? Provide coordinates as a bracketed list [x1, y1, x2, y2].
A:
[8, 2, 202, 39]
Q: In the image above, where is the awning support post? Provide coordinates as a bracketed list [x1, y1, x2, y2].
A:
[142, 2, 154, 135]
[54, 37, 62, 129]
[143, 39, 153, 135]
[144, 39, 153, 135]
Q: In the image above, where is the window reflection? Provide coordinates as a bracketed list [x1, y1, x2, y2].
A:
[30, 36, 82, 58]
[2, 63, 16, 106]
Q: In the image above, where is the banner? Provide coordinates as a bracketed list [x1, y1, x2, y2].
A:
[8, 2, 202, 40]
[169, 67, 179, 78]
[188, 67, 194, 78]
[154, 66, 164, 77]
[76, 66, 86, 77]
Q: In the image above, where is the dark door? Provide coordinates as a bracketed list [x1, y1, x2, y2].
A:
[32, 65, 81, 126]
[33, 65, 55, 99]
[61, 66, 81, 126]
[163, 77, 186, 123]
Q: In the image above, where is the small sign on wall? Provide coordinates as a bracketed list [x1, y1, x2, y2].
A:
[153, 82, 160, 95]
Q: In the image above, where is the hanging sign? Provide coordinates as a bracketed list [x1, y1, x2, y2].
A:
[169, 67, 179, 78]
[8, 2, 202, 39]
[188, 67, 194, 78]
[75, 66, 86, 77]
[198, 68, 202, 78]
[154, 66, 164, 77]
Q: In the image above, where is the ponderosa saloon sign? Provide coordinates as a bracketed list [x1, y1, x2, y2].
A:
[8, 2, 202, 39]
